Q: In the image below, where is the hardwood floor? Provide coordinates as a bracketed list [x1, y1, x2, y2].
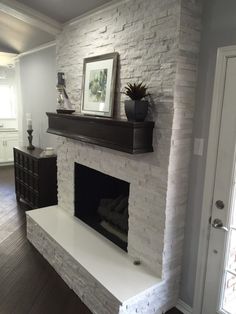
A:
[0, 166, 181, 314]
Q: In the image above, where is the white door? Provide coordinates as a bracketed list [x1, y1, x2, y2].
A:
[202, 56, 236, 313]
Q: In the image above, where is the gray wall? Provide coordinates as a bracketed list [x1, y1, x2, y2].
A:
[19, 46, 57, 149]
[180, 0, 236, 306]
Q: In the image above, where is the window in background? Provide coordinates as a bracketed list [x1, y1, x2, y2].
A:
[0, 85, 16, 118]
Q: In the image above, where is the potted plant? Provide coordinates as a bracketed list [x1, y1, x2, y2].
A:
[124, 82, 149, 122]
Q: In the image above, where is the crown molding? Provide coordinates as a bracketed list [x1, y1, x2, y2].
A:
[66, 0, 127, 27]
[0, 0, 62, 35]
[16, 41, 56, 59]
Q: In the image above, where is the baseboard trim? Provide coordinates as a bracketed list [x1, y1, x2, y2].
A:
[176, 299, 193, 314]
[0, 162, 13, 167]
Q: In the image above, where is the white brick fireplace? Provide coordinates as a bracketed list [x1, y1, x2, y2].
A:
[27, 0, 202, 313]
[57, 139, 169, 276]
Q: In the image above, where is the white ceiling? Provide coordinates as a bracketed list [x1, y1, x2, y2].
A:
[16, 0, 114, 23]
[0, 10, 54, 53]
[0, 0, 114, 54]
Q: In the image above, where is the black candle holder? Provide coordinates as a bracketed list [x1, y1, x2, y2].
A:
[27, 129, 35, 150]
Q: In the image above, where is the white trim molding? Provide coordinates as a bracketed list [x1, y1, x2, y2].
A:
[66, 0, 128, 26]
[0, 162, 13, 167]
[193, 45, 236, 314]
[0, 0, 62, 35]
[177, 299, 193, 314]
[16, 41, 56, 58]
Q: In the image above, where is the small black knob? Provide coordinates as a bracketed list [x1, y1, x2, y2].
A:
[215, 200, 224, 209]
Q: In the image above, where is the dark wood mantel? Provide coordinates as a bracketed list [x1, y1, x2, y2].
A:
[46, 113, 154, 154]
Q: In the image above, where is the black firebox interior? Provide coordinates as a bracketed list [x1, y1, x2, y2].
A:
[74, 163, 130, 251]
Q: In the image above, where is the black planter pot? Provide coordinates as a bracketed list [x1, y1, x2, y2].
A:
[124, 100, 148, 122]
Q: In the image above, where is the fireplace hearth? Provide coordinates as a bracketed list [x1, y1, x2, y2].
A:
[74, 163, 130, 251]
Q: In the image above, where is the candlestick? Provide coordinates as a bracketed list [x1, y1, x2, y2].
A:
[27, 118, 32, 130]
[27, 129, 35, 150]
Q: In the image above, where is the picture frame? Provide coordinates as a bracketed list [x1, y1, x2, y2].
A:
[81, 52, 118, 118]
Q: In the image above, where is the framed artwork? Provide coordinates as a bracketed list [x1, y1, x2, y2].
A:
[81, 52, 118, 117]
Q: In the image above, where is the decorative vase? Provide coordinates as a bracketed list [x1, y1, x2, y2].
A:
[124, 100, 148, 122]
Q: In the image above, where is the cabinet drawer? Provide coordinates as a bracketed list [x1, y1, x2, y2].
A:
[28, 174, 39, 191]
[16, 182, 39, 207]
[28, 158, 39, 174]
[0, 131, 18, 138]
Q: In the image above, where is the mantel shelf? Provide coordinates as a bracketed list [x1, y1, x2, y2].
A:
[46, 113, 154, 154]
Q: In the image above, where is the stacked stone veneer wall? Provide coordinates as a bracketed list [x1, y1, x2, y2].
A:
[55, 0, 202, 309]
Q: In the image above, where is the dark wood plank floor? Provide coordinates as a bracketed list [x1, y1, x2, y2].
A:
[0, 166, 181, 314]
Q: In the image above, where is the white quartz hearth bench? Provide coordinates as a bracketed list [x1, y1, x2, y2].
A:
[26, 206, 162, 314]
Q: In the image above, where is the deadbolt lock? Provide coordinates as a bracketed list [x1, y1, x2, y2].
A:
[215, 200, 224, 209]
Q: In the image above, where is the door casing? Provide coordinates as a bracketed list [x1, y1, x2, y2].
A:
[193, 45, 236, 314]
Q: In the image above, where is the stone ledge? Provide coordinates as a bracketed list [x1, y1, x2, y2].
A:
[26, 206, 166, 313]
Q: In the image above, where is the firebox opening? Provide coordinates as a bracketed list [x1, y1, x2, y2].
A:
[74, 163, 130, 251]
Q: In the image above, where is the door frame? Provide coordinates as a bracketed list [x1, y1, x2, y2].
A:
[193, 45, 236, 314]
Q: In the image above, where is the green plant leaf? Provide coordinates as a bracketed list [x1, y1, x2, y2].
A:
[123, 82, 148, 100]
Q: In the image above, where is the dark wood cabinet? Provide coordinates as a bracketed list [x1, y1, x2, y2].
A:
[14, 147, 57, 209]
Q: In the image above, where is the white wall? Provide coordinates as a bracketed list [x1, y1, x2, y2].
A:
[180, 0, 236, 307]
[19, 45, 57, 149]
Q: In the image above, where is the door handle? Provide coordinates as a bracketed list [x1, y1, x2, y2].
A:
[212, 218, 229, 231]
